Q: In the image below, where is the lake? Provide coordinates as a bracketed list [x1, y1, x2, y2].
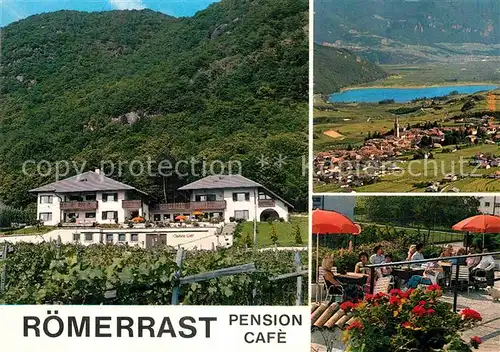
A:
[328, 85, 498, 103]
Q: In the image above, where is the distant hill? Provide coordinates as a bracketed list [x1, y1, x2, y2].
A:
[314, 44, 388, 94]
[0, 0, 308, 210]
[315, 0, 498, 46]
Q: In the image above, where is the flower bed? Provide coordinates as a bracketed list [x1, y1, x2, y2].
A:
[342, 285, 483, 352]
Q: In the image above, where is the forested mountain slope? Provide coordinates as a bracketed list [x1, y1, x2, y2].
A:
[0, 0, 308, 209]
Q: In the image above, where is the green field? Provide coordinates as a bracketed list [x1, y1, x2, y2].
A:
[315, 144, 500, 193]
[0, 226, 54, 237]
[239, 215, 308, 247]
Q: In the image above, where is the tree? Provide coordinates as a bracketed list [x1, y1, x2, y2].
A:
[294, 223, 303, 245]
[270, 223, 279, 246]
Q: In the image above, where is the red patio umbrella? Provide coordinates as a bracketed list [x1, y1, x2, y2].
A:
[452, 214, 500, 248]
[312, 209, 361, 282]
[452, 214, 500, 233]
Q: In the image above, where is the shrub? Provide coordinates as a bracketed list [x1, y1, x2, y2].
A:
[229, 217, 236, 223]
[342, 285, 482, 352]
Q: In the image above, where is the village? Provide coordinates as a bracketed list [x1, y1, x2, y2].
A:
[314, 113, 500, 192]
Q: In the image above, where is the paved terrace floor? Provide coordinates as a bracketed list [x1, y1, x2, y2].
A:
[441, 276, 500, 352]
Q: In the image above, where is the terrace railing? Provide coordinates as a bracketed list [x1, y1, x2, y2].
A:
[151, 201, 226, 211]
[365, 251, 500, 312]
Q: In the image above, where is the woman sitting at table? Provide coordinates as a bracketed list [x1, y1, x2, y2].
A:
[406, 245, 417, 261]
[354, 252, 370, 274]
[321, 255, 343, 295]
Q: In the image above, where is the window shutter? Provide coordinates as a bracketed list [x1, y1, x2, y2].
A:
[102, 212, 107, 220]
[114, 194, 118, 202]
[233, 193, 237, 201]
[114, 211, 118, 219]
[102, 194, 107, 202]
[245, 193, 250, 201]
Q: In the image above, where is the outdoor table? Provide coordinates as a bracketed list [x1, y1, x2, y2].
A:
[392, 268, 425, 286]
[334, 272, 367, 286]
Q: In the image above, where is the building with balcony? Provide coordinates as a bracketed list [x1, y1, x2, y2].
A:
[30, 172, 292, 226]
[30, 170, 148, 226]
[151, 174, 293, 223]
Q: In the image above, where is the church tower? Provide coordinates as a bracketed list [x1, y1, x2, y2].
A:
[394, 116, 400, 138]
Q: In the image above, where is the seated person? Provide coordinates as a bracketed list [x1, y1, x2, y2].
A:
[471, 249, 496, 286]
[321, 255, 343, 294]
[381, 254, 393, 276]
[466, 247, 481, 270]
[410, 243, 425, 268]
[440, 244, 453, 258]
[422, 261, 444, 286]
[369, 245, 385, 265]
[354, 252, 369, 274]
[406, 245, 417, 261]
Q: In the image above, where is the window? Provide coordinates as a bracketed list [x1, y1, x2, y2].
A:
[118, 234, 126, 242]
[85, 212, 96, 219]
[39, 213, 52, 221]
[195, 194, 216, 202]
[163, 214, 171, 221]
[84, 233, 93, 241]
[154, 214, 161, 222]
[232, 192, 250, 202]
[312, 196, 321, 203]
[102, 193, 118, 202]
[258, 192, 272, 200]
[40, 195, 53, 204]
[84, 194, 96, 201]
[102, 211, 117, 220]
[234, 210, 249, 220]
[106, 234, 114, 242]
[485, 202, 491, 207]
[73, 233, 80, 242]
[67, 212, 78, 219]
[131, 234, 138, 242]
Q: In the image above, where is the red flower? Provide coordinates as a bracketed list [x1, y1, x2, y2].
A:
[389, 295, 400, 305]
[471, 336, 481, 344]
[426, 284, 442, 291]
[340, 301, 356, 311]
[427, 308, 435, 315]
[470, 336, 482, 349]
[418, 300, 427, 306]
[460, 308, 482, 321]
[412, 305, 427, 317]
[401, 321, 413, 329]
[400, 288, 414, 299]
[346, 320, 363, 331]
[389, 288, 403, 296]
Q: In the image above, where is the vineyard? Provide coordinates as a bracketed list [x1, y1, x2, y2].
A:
[0, 242, 307, 305]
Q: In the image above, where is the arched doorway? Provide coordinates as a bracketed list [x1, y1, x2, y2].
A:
[260, 209, 280, 222]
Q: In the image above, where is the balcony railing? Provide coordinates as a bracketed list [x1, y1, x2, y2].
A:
[60, 201, 98, 210]
[151, 201, 226, 211]
[258, 199, 275, 207]
[122, 200, 142, 209]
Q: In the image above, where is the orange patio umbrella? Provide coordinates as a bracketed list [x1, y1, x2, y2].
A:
[131, 216, 145, 223]
[452, 214, 500, 248]
[192, 211, 204, 216]
[175, 215, 187, 221]
[312, 209, 361, 282]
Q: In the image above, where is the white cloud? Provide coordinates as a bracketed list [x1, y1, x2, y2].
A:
[109, 0, 146, 10]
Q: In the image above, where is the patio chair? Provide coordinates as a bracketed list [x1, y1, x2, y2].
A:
[318, 267, 344, 303]
[372, 276, 392, 294]
[451, 266, 471, 295]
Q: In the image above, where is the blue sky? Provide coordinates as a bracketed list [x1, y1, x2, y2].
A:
[0, 0, 219, 27]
